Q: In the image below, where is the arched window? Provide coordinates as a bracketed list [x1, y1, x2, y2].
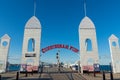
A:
[112, 41, 117, 47]
[28, 38, 35, 52]
[2, 41, 8, 47]
[85, 39, 92, 51]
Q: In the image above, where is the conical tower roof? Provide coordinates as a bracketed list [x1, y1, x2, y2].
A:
[25, 16, 41, 29]
[79, 16, 95, 29]
[109, 34, 118, 40]
[1, 34, 10, 39]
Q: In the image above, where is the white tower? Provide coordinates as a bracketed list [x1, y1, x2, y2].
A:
[79, 16, 99, 73]
[109, 34, 120, 73]
[21, 16, 41, 71]
[79, 0, 99, 74]
[0, 34, 11, 73]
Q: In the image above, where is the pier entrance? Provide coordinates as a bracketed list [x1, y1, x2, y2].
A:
[40, 44, 80, 74]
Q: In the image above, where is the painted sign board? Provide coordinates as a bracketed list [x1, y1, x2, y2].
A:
[41, 44, 79, 53]
[21, 64, 38, 72]
[25, 53, 36, 57]
[94, 64, 100, 71]
[83, 65, 94, 72]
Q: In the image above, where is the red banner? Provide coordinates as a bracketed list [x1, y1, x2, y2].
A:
[41, 44, 79, 53]
[27, 65, 32, 72]
[32, 66, 38, 71]
[21, 65, 38, 72]
[83, 65, 94, 72]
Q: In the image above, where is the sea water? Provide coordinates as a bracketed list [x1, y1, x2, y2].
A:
[8, 64, 111, 72]
[99, 65, 111, 71]
[8, 64, 20, 71]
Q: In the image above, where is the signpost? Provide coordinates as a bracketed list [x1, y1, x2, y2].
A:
[56, 50, 60, 72]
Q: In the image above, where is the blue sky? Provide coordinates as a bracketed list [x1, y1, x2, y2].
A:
[0, 0, 120, 64]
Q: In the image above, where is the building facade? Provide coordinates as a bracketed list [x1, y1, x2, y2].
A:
[21, 16, 41, 71]
[79, 16, 99, 73]
[109, 34, 120, 73]
[0, 34, 11, 73]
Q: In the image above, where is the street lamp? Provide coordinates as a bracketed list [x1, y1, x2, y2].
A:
[56, 50, 60, 72]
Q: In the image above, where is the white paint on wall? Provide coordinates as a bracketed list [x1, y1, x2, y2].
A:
[0, 34, 11, 73]
[21, 16, 41, 70]
[79, 16, 99, 73]
[109, 34, 120, 73]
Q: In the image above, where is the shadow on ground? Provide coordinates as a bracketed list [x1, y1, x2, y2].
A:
[20, 78, 53, 80]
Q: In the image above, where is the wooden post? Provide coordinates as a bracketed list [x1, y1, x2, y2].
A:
[16, 72, 19, 80]
[94, 70, 96, 77]
[103, 71, 105, 80]
[25, 70, 28, 77]
[110, 63, 113, 80]
[25, 64, 28, 77]
[0, 75, 1, 80]
[110, 72, 113, 80]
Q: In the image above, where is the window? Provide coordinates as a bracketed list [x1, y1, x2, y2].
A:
[112, 41, 117, 47]
[28, 38, 35, 52]
[2, 41, 8, 47]
[85, 39, 92, 51]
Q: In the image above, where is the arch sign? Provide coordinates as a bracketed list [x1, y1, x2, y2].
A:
[41, 44, 79, 53]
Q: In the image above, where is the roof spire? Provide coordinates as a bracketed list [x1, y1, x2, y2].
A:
[34, 0, 36, 16]
[84, 0, 87, 17]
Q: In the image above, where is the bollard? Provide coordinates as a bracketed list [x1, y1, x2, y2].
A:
[32, 70, 33, 75]
[25, 71, 28, 77]
[110, 62, 113, 80]
[110, 72, 113, 80]
[87, 71, 89, 75]
[103, 71, 105, 80]
[0, 75, 1, 80]
[94, 71, 96, 77]
[16, 72, 19, 80]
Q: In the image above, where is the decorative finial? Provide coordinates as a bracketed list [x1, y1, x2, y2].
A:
[84, 0, 87, 17]
[34, 0, 36, 16]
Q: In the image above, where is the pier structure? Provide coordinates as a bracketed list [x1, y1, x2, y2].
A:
[0, 34, 11, 73]
[78, 0, 99, 74]
[109, 34, 120, 73]
[21, 16, 41, 72]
